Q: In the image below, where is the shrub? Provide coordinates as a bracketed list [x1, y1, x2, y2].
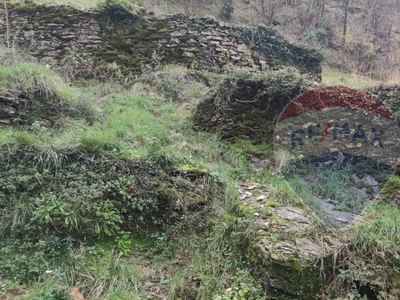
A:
[95, 0, 143, 17]
[302, 27, 327, 46]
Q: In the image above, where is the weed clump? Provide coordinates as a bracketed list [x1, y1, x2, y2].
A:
[381, 176, 400, 205]
[93, 0, 143, 18]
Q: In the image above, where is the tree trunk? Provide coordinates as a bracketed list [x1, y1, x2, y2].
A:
[342, 0, 350, 45]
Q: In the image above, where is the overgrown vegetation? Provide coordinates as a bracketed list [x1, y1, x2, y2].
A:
[193, 67, 311, 143]
[7, 0, 400, 83]
[0, 46, 268, 299]
[92, 0, 142, 18]
[2, 41, 399, 297]
[322, 198, 400, 299]
[1, 0, 400, 297]
[285, 155, 392, 229]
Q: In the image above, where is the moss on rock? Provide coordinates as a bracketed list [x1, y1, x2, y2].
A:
[92, 14, 169, 74]
[248, 237, 333, 298]
[3, 2, 322, 80]
[381, 175, 400, 205]
[8, 2, 80, 27]
[0, 146, 217, 238]
[193, 68, 311, 144]
[234, 25, 323, 80]
[238, 183, 335, 298]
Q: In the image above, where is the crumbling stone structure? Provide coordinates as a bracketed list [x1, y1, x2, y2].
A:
[0, 2, 322, 78]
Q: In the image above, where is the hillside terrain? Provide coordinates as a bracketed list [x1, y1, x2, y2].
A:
[137, 0, 400, 83]
[0, 1, 400, 300]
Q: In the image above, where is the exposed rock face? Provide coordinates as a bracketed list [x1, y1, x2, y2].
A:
[238, 182, 338, 298]
[0, 2, 322, 79]
[0, 4, 103, 57]
[0, 91, 24, 125]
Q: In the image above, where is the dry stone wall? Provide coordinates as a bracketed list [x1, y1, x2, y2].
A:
[0, 2, 322, 79]
[193, 68, 310, 144]
[0, 89, 65, 126]
[0, 4, 105, 64]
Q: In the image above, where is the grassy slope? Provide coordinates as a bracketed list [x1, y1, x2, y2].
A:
[0, 1, 399, 298]
[1, 49, 399, 300]
[0, 47, 273, 299]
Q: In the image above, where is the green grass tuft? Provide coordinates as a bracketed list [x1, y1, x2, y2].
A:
[351, 204, 400, 255]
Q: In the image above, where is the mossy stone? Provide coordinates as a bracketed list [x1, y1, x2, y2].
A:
[381, 176, 400, 205]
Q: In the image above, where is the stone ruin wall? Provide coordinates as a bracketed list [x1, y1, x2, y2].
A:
[0, 2, 321, 77]
[0, 5, 104, 60]
[149, 14, 261, 71]
[0, 2, 322, 126]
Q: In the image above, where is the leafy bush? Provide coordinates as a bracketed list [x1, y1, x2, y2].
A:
[95, 0, 143, 17]
[302, 27, 327, 46]
[0, 156, 159, 240]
